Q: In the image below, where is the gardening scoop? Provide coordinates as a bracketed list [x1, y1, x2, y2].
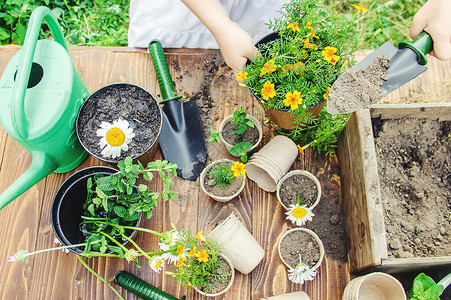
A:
[0, 7, 89, 210]
[148, 40, 207, 180]
[327, 32, 432, 114]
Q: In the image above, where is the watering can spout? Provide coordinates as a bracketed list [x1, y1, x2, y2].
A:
[0, 152, 58, 210]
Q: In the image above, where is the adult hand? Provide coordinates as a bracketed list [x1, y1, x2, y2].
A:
[410, 0, 451, 61]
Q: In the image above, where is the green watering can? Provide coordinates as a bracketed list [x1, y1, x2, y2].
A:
[0, 7, 89, 210]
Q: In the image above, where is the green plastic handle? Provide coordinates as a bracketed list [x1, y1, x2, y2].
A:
[398, 31, 433, 65]
[12, 6, 68, 140]
[148, 40, 182, 104]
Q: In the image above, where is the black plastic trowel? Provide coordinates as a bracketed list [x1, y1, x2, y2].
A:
[148, 40, 207, 180]
[327, 32, 433, 114]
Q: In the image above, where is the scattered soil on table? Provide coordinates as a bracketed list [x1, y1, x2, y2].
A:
[222, 121, 259, 146]
[203, 161, 245, 198]
[328, 55, 389, 114]
[279, 174, 318, 208]
[373, 117, 451, 258]
[77, 84, 161, 161]
[279, 230, 322, 268]
[199, 255, 232, 294]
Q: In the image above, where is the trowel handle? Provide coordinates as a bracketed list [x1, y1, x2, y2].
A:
[12, 6, 68, 140]
[148, 40, 182, 104]
[398, 31, 433, 66]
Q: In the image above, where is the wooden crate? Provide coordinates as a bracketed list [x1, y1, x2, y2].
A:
[338, 103, 451, 274]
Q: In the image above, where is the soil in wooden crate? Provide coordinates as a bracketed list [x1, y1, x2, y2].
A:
[373, 117, 451, 258]
[279, 174, 318, 208]
[280, 230, 321, 268]
[222, 121, 259, 146]
[78, 84, 161, 160]
[200, 256, 232, 294]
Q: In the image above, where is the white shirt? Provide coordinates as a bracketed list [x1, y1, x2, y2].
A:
[128, 0, 287, 48]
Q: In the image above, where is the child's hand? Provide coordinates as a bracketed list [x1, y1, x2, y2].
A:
[410, 0, 451, 61]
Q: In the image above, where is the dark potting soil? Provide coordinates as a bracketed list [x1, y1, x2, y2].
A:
[280, 230, 321, 269]
[200, 256, 232, 294]
[222, 121, 259, 146]
[203, 162, 245, 198]
[279, 174, 318, 208]
[328, 55, 389, 114]
[373, 117, 451, 258]
[77, 84, 161, 161]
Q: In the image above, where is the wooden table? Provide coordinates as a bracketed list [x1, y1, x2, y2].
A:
[0, 45, 449, 300]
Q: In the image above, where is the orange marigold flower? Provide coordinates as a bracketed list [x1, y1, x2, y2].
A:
[261, 81, 276, 100]
[236, 71, 248, 81]
[322, 46, 340, 65]
[306, 22, 313, 29]
[297, 145, 305, 155]
[323, 87, 331, 100]
[310, 28, 319, 39]
[176, 257, 186, 268]
[195, 231, 203, 239]
[260, 59, 277, 76]
[283, 90, 303, 110]
[176, 244, 183, 256]
[303, 39, 318, 49]
[231, 161, 246, 177]
[197, 249, 209, 263]
[352, 4, 368, 12]
[189, 246, 197, 257]
[287, 21, 301, 32]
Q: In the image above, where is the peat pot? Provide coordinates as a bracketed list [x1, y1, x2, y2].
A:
[76, 83, 162, 165]
[51, 166, 140, 254]
[209, 212, 265, 274]
[261, 291, 310, 300]
[342, 272, 406, 300]
[276, 170, 321, 211]
[194, 253, 235, 297]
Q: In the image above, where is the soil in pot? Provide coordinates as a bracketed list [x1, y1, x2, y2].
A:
[280, 230, 321, 269]
[198, 255, 233, 295]
[279, 174, 318, 208]
[203, 162, 245, 198]
[77, 83, 161, 161]
[222, 121, 260, 147]
[372, 117, 451, 258]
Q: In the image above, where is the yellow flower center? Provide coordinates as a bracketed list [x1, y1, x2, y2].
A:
[292, 207, 308, 219]
[105, 127, 125, 146]
[155, 259, 162, 269]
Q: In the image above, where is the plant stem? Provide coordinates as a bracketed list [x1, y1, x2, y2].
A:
[81, 219, 164, 238]
[99, 232, 129, 252]
[121, 234, 152, 261]
[26, 242, 93, 257]
[76, 255, 125, 300]
[438, 273, 451, 290]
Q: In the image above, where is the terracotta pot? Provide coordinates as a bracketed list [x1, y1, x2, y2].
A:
[276, 170, 321, 211]
[219, 113, 263, 156]
[209, 212, 265, 274]
[246, 135, 298, 192]
[261, 291, 310, 300]
[342, 272, 406, 300]
[194, 253, 235, 297]
[278, 228, 325, 271]
[200, 159, 246, 202]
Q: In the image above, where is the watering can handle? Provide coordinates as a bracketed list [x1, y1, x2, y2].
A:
[11, 6, 68, 140]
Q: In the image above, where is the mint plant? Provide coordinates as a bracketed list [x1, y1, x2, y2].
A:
[407, 272, 451, 300]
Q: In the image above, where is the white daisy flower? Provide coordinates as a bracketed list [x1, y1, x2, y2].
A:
[159, 230, 189, 265]
[288, 261, 317, 284]
[149, 256, 164, 273]
[125, 249, 139, 262]
[285, 204, 314, 227]
[96, 118, 135, 159]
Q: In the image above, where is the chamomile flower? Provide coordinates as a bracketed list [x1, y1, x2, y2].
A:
[8, 250, 29, 262]
[96, 118, 135, 159]
[159, 230, 188, 264]
[285, 204, 314, 227]
[149, 256, 164, 273]
[288, 260, 317, 284]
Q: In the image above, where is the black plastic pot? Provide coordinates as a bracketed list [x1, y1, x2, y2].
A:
[51, 166, 140, 254]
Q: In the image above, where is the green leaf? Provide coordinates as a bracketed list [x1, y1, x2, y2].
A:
[126, 186, 133, 195]
[114, 206, 127, 218]
[102, 196, 108, 212]
[87, 204, 95, 216]
[92, 197, 101, 205]
[96, 175, 115, 191]
[138, 184, 148, 192]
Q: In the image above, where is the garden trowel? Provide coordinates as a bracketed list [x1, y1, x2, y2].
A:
[148, 40, 207, 181]
[327, 32, 432, 114]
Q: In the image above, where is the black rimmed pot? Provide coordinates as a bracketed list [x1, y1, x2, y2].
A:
[76, 83, 162, 165]
[51, 166, 140, 254]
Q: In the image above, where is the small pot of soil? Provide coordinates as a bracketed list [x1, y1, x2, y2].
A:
[276, 170, 321, 211]
[76, 83, 162, 165]
[51, 166, 140, 254]
[342, 272, 406, 300]
[200, 159, 246, 202]
[278, 228, 325, 271]
[219, 113, 262, 157]
[246, 135, 298, 192]
[194, 253, 235, 297]
[209, 212, 265, 274]
[261, 291, 310, 300]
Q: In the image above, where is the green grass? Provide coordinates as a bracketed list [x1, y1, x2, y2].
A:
[0, 0, 424, 48]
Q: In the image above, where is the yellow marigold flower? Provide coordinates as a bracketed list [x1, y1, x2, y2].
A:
[323, 87, 331, 100]
[303, 39, 318, 49]
[231, 161, 246, 177]
[352, 4, 368, 12]
[197, 249, 209, 263]
[260, 59, 277, 76]
[310, 28, 319, 39]
[306, 22, 312, 29]
[176, 244, 183, 256]
[322, 46, 340, 65]
[287, 21, 300, 32]
[284, 90, 303, 110]
[176, 257, 186, 268]
[236, 71, 248, 81]
[261, 81, 277, 100]
[189, 246, 197, 257]
[195, 231, 203, 239]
